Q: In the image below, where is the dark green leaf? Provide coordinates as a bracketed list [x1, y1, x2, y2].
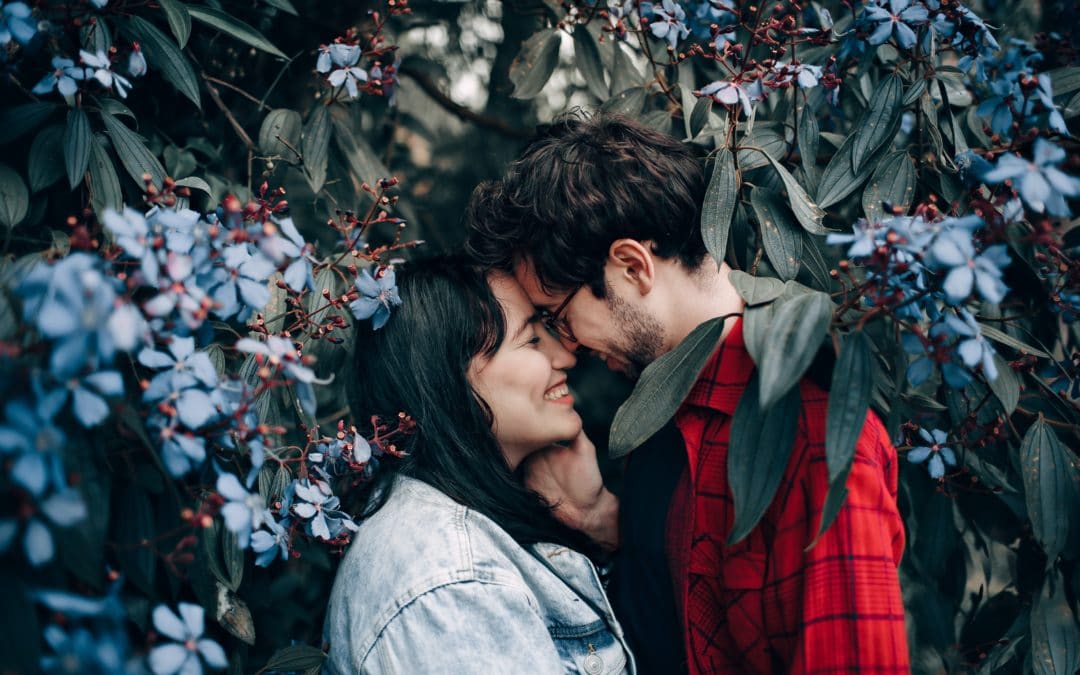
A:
[87, 133, 123, 217]
[728, 375, 801, 544]
[509, 30, 561, 100]
[202, 519, 231, 590]
[902, 79, 928, 106]
[158, 0, 191, 46]
[64, 108, 92, 190]
[1046, 66, 1080, 95]
[174, 176, 212, 195]
[101, 113, 166, 188]
[1064, 90, 1080, 119]
[262, 0, 298, 15]
[264, 645, 327, 672]
[986, 354, 1020, 415]
[978, 322, 1052, 358]
[258, 108, 303, 162]
[852, 75, 903, 173]
[729, 269, 786, 306]
[862, 151, 916, 222]
[1019, 416, 1075, 561]
[700, 149, 738, 265]
[0, 579, 40, 673]
[816, 128, 890, 210]
[798, 232, 832, 292]
[303, 106, 332, 193]
[1031, 572, 1080, 675]
[0, 101, 58, 145]
[750, 147, 828, 235]
[640, 109, 673, 133]
[757, 289, 833, 409]
[114, 484, 156, 595]
[573, 27, 607, 100]
[736, 129, 787, 170]
[609, 40, 641, 95]
[798, 104, 820, 194]
[187, 6, 287, 58]
[609, 317, 726, 458]
[600, 86, 647, 117]
[0, 163, 28, 229]
[751, 187, 802, 281]
[221, 526, 244, 591]
[330, 110, 391, 192]
[688, 96, 712, 140]
[127, 16, 201, 108]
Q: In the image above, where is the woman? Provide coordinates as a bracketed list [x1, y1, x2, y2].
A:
[324, 256, 634, 674]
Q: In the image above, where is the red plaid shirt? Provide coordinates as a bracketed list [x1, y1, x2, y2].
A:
[666, 319, 909, 674]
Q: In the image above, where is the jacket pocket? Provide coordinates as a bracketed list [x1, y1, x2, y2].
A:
[548, 620, 628, 674]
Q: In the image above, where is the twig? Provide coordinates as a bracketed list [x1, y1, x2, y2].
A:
[202, 73, 256, 150]
[203, 75, 272, 111]
[398, 63, 532, 139]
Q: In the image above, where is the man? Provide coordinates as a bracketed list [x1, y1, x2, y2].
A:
[467, 113, 909, 674]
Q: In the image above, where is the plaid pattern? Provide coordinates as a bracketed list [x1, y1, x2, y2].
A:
[666, 319, 909, 674]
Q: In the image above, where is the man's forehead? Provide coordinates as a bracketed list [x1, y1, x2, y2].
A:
[511, 258, 559, 308]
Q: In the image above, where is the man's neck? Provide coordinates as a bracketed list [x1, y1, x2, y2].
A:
[658, 259, 745, 352]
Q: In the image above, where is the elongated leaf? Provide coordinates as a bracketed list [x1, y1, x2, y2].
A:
[330, 111, 391, 192]
[757, 289, 833, 409]
[750, 147, 828, 235]
[509, 30, 561, 100]
[114, 485, 156, 595]
[158, 0, 191, 47]
[87, 134, 123, 218]
[729, 269, 786, 306]
[600, 86, 647, 117]
[688, 96, 712, 140]
[258, 108, 303, 162]
[264, 645, 326, 672]
[126, 16, 201, 108]
[262, 0, 298, 15]
[979, 322, 1052, 358]
[852, 74, 903, 172]
[902, 79, 927, 107]
[728, 375, 801, 544]
[0, 163, 28, 229]
[799, 232, 832, 292]
[573, 27, 608, 100]
[175, 176, 212, 195]
[64, 108, 92, 190]
[609, 40, 642, 95]
[798, 104, 820, 194]
[1031, 572, 1080, 675]
[816, 129, 890, 210]
[986, 354, 1020, 414]
[1020, 416, 1076, 561]
[736, 129, 787, 170]
[609, 317, 726, 458]
[862, 151, 916, 222]
[303, 106, 332, 193]
[101, 113, 166, 188]
[187, 6, 287, 58]
[751, 187, 802, 281]
[0, 102, 58, 145]
[700, 149, 738, 265]
[221, 526, 244, 591]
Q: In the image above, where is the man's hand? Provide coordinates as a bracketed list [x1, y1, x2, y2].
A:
[524, 431, 620, 551]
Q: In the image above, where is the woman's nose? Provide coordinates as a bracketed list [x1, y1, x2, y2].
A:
[537, 328, 577, 370]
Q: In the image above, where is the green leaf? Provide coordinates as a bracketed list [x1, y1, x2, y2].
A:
[749, 147, 828, 235]
[187, 5, 287, 58]
[1031, 572, 1080, 675]
[114, 484, 157, 595]
[798, 232, 832, 292]
[751, 187, 802, 281]
[98, 97, 136, 121]
[101, 113, 166, 188]
[221, 525, 244, 591]
[609, 40, 642, 95]
[202, 519, 231, 590]
[509, 30, 561, 100]
[0, 163, 29, 229]
[600, 86, 647, 117]
[174, 176, 212, 195]
[979, 322, 1052, 358]
[986, 354, 1020, 415]
[87, 133, 123, 218]
[700, 149, 738, 265]
[902, 78, 928, 107]
[852, 74, 903, 173]
[573, 27, 607, 100]
[303, 106, 332, 193]
[798, 103, 820, 194]
[757, 289, 833, 409]
[736, 129, 787, 171]
[158, 0, 191, 46]
[258, 108, 303, 162]
[729, 269, 785, 306]
[1046, 66, 1080, 95]
[64, 108, 93, 190]
[816, 128, 890, 210]
[688, 96, 712, 140]
[862, 151, 916, 222]
[728, 375, 801, 544]
[330, 110, 392, 191]
[262, 0, 298, 15]
[1019, 416, 1076, 561]
[609, 317, 726, 458]
[127, 16, 201, 108]
[0, 101, 58, 145]
[263, 645, 327, 672]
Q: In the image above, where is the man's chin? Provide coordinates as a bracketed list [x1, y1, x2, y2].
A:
[603, 355, 642, 380]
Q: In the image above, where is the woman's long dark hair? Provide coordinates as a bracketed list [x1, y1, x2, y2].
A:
[345, 255, 598, 555]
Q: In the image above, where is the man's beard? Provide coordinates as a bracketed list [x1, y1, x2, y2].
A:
[605, 287, 664, 380]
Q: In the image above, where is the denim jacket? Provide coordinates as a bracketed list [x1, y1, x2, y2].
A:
[324, 476, 635, 674]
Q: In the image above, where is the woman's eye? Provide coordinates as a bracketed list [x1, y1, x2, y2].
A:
[528, 335, 541, 346]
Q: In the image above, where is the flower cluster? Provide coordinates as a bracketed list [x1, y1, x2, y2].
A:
[973, 40, 1067, 139]
[34, 582, 133, 673]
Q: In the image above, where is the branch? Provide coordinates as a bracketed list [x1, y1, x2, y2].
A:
[398, 63, 533, 140]
[202, 72, 256, 150]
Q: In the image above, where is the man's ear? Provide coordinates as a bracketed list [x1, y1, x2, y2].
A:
[607, 239, 655, 295]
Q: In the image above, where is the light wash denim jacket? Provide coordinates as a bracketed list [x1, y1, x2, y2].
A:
[324, 476, 635, 674]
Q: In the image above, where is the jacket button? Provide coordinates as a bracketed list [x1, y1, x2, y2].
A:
[583, 653, 603, 674]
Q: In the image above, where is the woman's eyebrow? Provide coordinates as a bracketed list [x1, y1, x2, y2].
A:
[511, 317, 531, 340]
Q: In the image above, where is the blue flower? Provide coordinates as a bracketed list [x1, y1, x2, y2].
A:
[976, 78, 1018, 137]
[0, 394, 67, 496]
[216, 472, 266, 549]
[927, 226, 1009, 305]
[350, 268, 401, 330]
[695, 79, 764, 117]
[61, 370, 125, 427]
[0, 489, 87, 566]
[908, 427, 957, 479]
[147, 415, 207, 477]
[903, 328, 972, 389]
[943, 309, 998, 380]
[685, 0, 737, 42]
[317, 43, 368, 99]
[258, 216, 314, 292]
[982, 139, 1080, 217]
[104, 207, 160, 286]
[235, 335, 319, 415]
[251, 516, 290, 567]
[79, 49, 133, 98]
[206, 244, 275, 320]
[148, 603, 227, 675]
[32, 57, 86, 98]
[128, 43, 147, 77]
[648, 0, 690, 49]
[0, 1, 36, 46]
[859, 0, 929, 50]
[138, 337, 218, 402]
[290, 479, 357, 541]
[40, 624, 127, 675]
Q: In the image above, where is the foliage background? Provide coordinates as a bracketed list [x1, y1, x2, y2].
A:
[0, 0, 1078, 672]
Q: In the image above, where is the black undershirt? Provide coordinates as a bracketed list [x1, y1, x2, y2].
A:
[606, 421, 688, 675]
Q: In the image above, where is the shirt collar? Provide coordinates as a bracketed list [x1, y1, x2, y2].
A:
[679, 317, 754, 416]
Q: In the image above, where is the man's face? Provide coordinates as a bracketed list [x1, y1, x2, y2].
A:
[513, 258, 664, 380]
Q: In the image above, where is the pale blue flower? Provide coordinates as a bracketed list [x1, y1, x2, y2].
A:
[649, 0, 690, 49]
[350, 268, 401, 330]
[0, 1, 37, 46]
[982, 139, 1080, 217]
[216, 472, 266, 549]
[908, 427, 957, 479]
[148, 603, 227, 675]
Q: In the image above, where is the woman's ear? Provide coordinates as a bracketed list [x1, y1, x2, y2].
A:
[607, 238, 655, 295]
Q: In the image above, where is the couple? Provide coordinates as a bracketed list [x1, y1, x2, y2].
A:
[324, 114, 910, 673]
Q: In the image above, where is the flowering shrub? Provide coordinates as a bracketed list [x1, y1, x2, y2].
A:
[0, 0, 1077, 672]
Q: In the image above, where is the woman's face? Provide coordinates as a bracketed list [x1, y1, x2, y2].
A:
[468, 273, 582, 470]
